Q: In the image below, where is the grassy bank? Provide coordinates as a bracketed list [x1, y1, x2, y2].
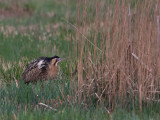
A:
[0, 0, 159, 119]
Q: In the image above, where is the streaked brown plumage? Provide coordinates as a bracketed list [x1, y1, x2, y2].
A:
[21, 56, 65, 84]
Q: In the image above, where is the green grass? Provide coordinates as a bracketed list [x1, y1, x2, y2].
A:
[0, 81, 159, 120]
[0, 0, 159, 119]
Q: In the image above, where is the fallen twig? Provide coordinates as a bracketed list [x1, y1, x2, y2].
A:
[38, 103, 57, 111]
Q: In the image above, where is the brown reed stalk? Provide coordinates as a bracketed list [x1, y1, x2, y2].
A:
[69, 0, 160, 110]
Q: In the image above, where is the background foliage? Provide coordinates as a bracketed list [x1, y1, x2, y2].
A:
[0, 0, 159, 119]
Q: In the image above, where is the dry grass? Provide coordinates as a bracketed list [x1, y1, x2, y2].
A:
[68, 0, 160, 110]
[0, 0, 159, 115]
[0, 7, 32, 19]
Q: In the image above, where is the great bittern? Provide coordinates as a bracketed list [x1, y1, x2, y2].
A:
[21, 56, 66, 84]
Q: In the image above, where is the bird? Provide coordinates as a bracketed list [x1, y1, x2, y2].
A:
[21, 56, 66, 84]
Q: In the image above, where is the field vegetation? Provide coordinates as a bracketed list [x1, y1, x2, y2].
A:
[0, 0, 159, 119]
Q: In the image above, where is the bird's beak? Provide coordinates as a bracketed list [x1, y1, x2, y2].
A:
[56, 58, 67, 63]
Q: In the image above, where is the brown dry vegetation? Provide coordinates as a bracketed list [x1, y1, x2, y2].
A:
[0, 0, 33, 19]
[0, 0, 159, 115]
[68, 0, 160, 110]
[0, 7, 32, 19]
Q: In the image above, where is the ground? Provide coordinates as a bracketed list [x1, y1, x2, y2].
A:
[0, 0, 159, 120]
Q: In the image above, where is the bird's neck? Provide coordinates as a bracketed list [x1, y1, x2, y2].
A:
[48, 66, 59, 79]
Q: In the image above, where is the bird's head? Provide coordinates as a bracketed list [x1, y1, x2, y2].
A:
[50, 56, 67, 66]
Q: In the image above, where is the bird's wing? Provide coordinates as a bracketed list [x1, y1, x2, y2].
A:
[21, 57, 49, 83]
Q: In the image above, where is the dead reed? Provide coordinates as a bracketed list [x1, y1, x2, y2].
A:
[68, 0, 160, 110]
